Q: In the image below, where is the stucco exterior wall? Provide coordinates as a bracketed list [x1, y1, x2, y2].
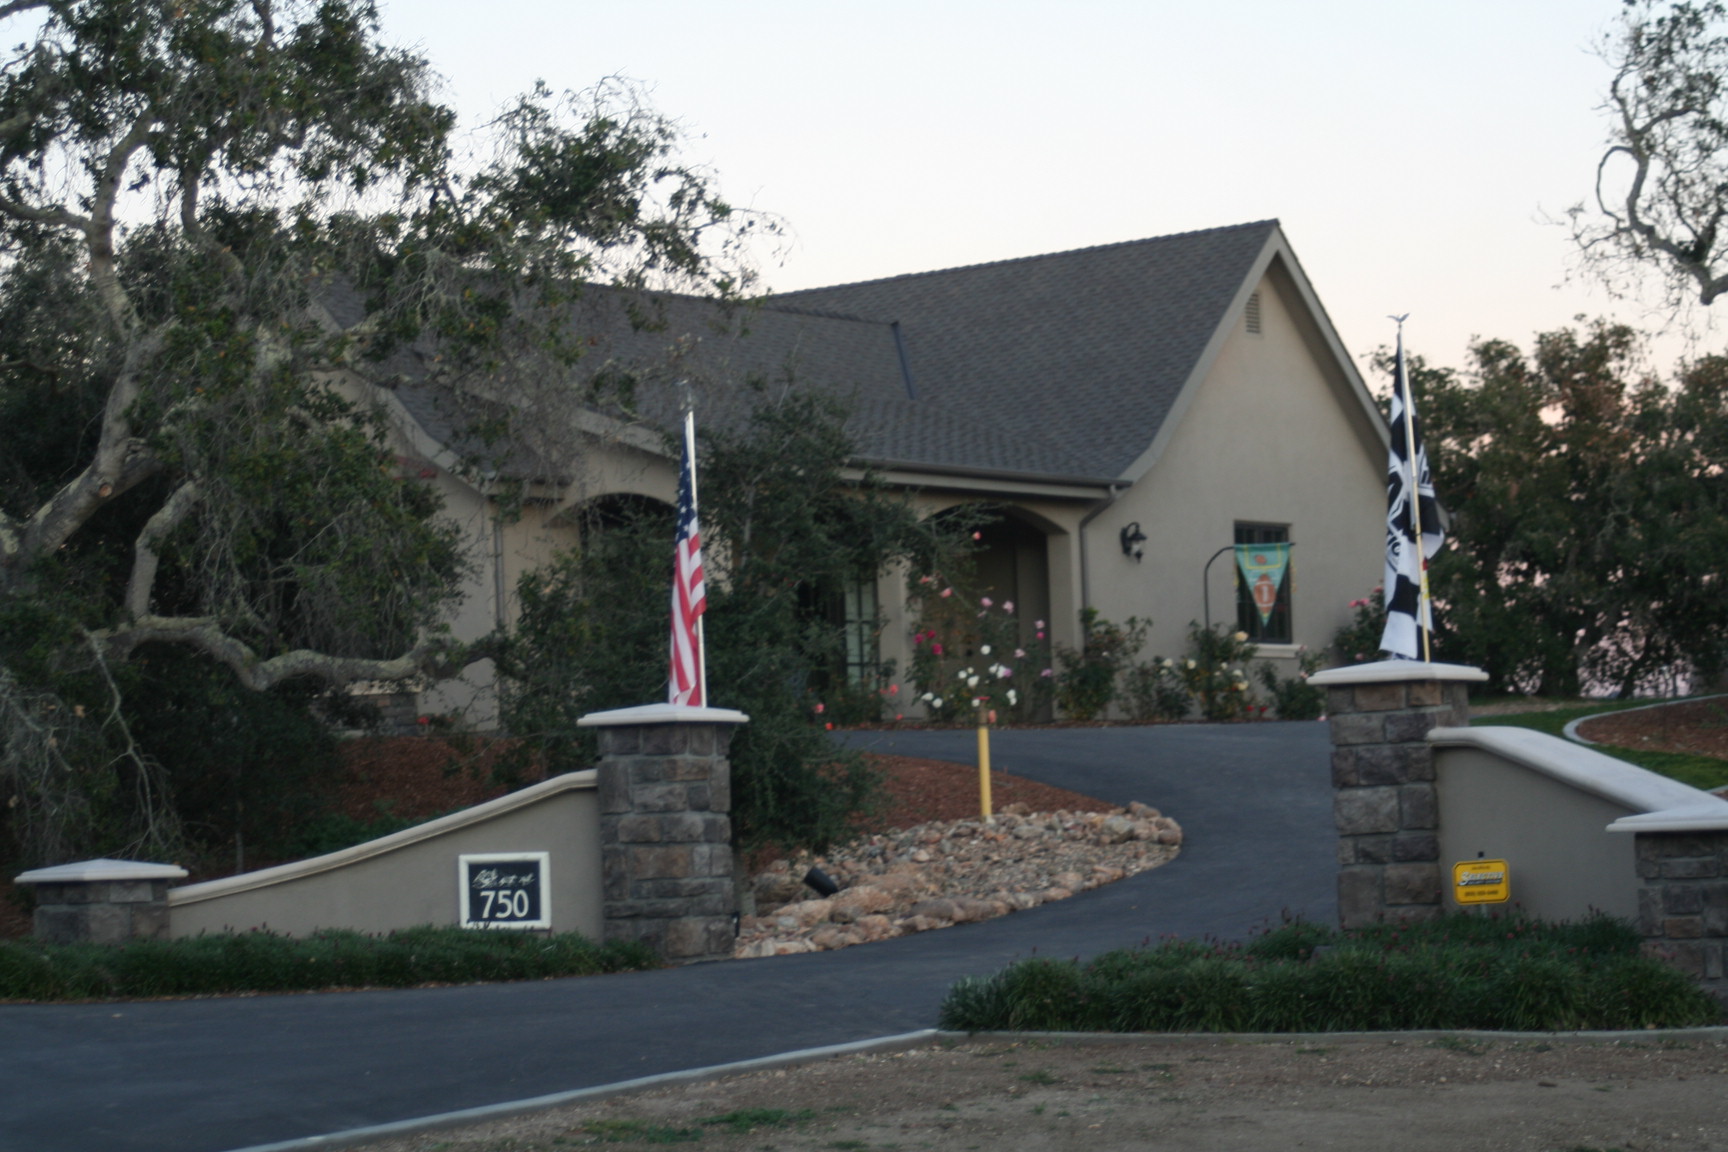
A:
[1434, 745, 1639, 921]
[168, 772, 603, 939]
[1424, 725, 1728, 923]
[413, 436, 675, 726]
[1082, 268, 1385, 667]
[379, 258, 1385, 722]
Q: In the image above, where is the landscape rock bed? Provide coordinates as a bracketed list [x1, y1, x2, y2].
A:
[737, 802, 1181, 958]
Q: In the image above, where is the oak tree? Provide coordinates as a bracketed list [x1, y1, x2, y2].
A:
[0, 0, 757, 862]
[1413, 323, 1728, 696]
[1575, 0, 1728, 307]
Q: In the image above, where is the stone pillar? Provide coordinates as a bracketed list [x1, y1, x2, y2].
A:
[13, 858, 189, 944]
[1625, 825, 1728, 1006]
[577, 702, 748, 965]
[1308, 661, 1486, 929]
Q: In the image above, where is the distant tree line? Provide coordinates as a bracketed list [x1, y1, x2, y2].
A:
[1408, 323, 1728, 697]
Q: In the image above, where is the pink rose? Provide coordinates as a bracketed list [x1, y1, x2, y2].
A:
[980, 597, 993, 608]
[932, 643, 944, 655]
[1003, 601, 1015, 613]
[814, 702, 824, 714]
[1034, 619, 1046, 630]
[941, 588, 953, 598]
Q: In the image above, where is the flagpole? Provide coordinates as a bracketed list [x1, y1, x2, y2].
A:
[1393, 320, 1433, 663]
[684, 409, 708, 706]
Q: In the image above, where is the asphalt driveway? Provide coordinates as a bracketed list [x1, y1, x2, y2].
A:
[0, 722, 1334, 1152]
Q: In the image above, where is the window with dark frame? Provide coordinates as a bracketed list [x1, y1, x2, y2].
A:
[838, 571, 881, 686]
[1234, 523, 1292, 643]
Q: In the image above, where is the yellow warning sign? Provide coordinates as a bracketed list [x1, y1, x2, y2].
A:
[1452, 859, 1510, 905]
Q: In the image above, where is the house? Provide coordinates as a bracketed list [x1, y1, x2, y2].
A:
[363, 219, 1390, 723]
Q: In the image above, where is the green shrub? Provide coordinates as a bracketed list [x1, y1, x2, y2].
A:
[1054, 610, 1146, 721]
[1176, 623, 1259, 721]
[0, 925, 657, 1001]
[1255, 645, 1326, 720]
[1330, 589, 1386, 666]
[1120, 657, 1190, 723]
[907, 584, 1053, 725]
[497, 395, 971, 855]
[938, 912, 1722, 1033]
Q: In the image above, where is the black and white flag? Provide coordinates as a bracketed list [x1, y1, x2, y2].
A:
[1381, 332, 1443, 660]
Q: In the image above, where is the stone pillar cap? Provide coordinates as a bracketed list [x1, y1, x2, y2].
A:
[14, 858, 189, 884]
[1308, 659, 1488, 688]
[577, 702, 750, 728]
[1608, 804, 1728, 834]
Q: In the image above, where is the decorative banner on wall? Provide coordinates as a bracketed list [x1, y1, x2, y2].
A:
[1234, 543, 1291, 627]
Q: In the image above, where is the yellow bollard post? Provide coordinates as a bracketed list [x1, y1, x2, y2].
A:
[976, 717, 994, 824]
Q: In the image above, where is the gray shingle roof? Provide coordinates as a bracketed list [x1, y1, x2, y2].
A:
[768, 220, 1280, 482]
[349, 220, 1285, 487]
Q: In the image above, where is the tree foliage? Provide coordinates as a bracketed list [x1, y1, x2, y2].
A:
[501, 393, 967, 855]
[1412, 322, 1728, 696]
[1575, 0, 1728, 307]
[0, 0, 762, 864]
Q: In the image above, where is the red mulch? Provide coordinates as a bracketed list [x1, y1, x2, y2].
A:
[328, 737, 546, 825]
[854, 754, 1114, 831]
[1574, 698, 1728, 760]
[324, 738, 1113, 832]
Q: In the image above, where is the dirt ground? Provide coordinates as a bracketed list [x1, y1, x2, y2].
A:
[351, 1031, 1728, 1152]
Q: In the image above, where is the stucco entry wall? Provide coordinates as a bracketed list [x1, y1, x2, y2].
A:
[1091, 270, 1384, 665]
[169, 772, 603, 939]
[1435, 744, 1639, 921]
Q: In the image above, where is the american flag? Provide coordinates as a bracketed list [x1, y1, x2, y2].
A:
[669, 411, 707, 706]
[1380, 330, 1443, 661]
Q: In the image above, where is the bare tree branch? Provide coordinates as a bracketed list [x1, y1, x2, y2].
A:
[0, 189, 89, 233]
[178, 170, 246, 294]
[85, 111, 155, 331]
[13, 329, 168, 570]
[124, 481, 201, 618]
[97, 615, 490, 691]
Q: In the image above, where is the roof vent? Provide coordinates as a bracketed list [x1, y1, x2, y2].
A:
[1245, 292, 1262, 335]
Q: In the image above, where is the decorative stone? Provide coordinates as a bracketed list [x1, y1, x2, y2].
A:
[578, 704, 747, 965]
[14, 858, 188, 945]
[1628, 827, 1728, 1005]
[1310, 660, 1487, 929]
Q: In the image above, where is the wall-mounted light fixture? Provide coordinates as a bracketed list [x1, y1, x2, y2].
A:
[1119, 522, 1147, 562]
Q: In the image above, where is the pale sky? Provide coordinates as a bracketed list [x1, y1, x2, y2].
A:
[391, 0, 1691, 382]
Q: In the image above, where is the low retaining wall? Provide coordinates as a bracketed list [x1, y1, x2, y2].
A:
[169, 772, 602, 938]
[1428, 726, 1722, 923]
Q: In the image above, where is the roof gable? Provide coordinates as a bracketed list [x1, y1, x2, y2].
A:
[359, 220, 1384, 492]
[770, 220, 1284, 481]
